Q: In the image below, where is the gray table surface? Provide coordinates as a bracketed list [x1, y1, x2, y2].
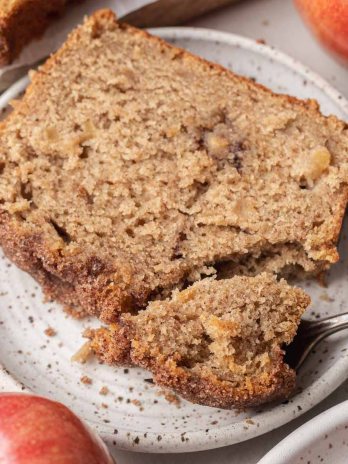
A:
[113, 0, 348, 463]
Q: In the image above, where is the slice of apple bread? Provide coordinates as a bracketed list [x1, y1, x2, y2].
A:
[90, 273, 310, 408]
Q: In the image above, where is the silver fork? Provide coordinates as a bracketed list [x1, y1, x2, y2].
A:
[285, 312, 348, 371]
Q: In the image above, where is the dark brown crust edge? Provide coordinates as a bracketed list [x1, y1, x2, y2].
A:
[0, 213, 149, 321]
[147, 352, 297, 409]
[89, 323, 297, 409]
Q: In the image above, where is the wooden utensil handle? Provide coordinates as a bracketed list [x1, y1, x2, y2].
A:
[122, 0, 241, 28]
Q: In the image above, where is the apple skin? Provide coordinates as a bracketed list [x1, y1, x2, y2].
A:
[0, 393, 115, 464]
[295, 0, 348, 64]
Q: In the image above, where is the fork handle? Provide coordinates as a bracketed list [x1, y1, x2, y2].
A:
[304, 312, 348, 338]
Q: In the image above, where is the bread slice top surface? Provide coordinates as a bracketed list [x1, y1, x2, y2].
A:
[0, 9, 347, 320]
[90, 273, 310, 408]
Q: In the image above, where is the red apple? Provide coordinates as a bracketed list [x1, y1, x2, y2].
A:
[0, 393, 115, 464]
[295, 0, 348, 64]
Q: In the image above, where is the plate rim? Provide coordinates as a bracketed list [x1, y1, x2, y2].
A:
[258, 400, 348, 463]
[0, 26, 348, 453]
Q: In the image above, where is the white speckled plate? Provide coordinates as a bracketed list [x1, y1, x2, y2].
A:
[258, 400, 348, 464]
[0, 28, 348, 454]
